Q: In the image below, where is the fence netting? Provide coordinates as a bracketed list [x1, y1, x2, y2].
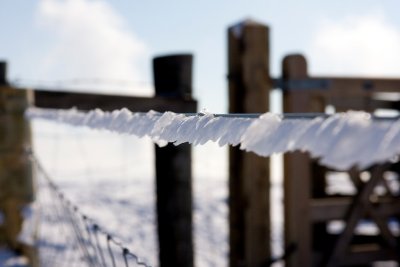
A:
[28, 154, 152, 267]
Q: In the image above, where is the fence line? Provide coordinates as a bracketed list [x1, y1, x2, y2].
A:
[29, 154, 153, 267]
[26, 107, 400, 170]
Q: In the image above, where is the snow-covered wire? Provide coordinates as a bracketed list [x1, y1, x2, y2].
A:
[25, 107, 400, 170]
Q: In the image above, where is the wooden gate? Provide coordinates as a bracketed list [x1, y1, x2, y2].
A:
[283, 54, 400, 267]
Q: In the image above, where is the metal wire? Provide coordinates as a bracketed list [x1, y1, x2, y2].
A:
[28, 105, 400, 123]
[186, 112, 400, 121]
[87, 110, 399, 121]
[31, 154, 153, 267]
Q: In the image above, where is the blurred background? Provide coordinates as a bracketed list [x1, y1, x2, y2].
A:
[1, 1, 400, 267]
[2, 0, 400, 111]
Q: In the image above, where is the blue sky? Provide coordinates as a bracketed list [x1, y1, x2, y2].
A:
[1, 0, 400, 112]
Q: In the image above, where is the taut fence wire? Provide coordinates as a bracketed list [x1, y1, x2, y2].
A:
[30, 153, 153, 267]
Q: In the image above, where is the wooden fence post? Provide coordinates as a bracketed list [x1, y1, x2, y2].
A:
[0, 61, 37, 266]
[228, 20, 272, 267]
[282, 54, 313, 267]
[153, 54, 196, 267]
[0, 61, 7, 85]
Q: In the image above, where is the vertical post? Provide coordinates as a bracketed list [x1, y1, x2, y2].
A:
[0, 61, 7, 85]
[153, 54, 196, 267]
[228, 20, 271, 267]
[0, 61, 37, 266]
[282, 54, 312, 267]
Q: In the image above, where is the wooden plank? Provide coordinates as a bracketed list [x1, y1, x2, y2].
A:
[33, 89, 197, 113]
[281, 77, 400, 109]
[282, 77, 400, 99]
[342, 248, 398, 266]
[282, 54, 313, 267]
[314, 76, 400, 94]
[311, 198, 350, 222]
[228, 20, 271, 267]
[314, 233, 397, 248]
[153, 54, 196, 267]
[367, 206, 397, 248]
[310, 198, 400, 222]
[311, 149, 330, 259]
[325, 166, 386, 267]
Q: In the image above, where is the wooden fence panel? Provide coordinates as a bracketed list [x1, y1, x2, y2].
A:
[282, 54, 400, 267]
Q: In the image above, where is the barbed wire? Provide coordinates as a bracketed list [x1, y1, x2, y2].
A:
[31, 154, 153, 267]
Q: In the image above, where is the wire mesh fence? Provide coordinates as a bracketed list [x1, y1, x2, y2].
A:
[31, 155, 153, 267]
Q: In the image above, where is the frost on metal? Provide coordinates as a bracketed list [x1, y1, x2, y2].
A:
[26, 107, 400, 170]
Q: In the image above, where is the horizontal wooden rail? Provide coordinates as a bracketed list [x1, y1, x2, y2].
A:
[314, 76, 400, 93]
[343, 248, 398, 266]
[311, 198, 400, 222]
[33, 89, 196, 113]
[274, 77, 400, 94]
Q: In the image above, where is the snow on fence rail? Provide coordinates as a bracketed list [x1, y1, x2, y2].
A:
[26, 107, 400, 170]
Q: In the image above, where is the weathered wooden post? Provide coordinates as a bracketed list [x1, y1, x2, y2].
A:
[153, 54, 196, 267]
[228, 20, 272, 267]
[0, 61, 37, 265]
[282, 54, 313, 267]
[0, 61, 7, 85]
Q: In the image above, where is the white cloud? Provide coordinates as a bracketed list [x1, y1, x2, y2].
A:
[36, 0, 151, 95]
[307, 13, 400, 77]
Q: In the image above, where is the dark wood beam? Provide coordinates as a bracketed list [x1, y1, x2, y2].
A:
[33, 89, 197, 113]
